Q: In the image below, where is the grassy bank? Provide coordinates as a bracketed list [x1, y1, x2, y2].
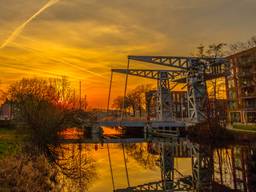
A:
[0, 127, 20, 157]
[233, 123, 256, 132]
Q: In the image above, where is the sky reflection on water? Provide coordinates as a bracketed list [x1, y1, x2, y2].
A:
[57, 128, 256, 192]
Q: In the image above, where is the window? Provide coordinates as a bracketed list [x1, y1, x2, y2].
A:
[244, 99, 256, 109]
[230, 112, 241, 123]
[228, 101, 238, 110]
[246, 112, 256, 123]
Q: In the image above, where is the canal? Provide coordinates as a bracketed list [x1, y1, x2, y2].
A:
[57, 127, 256, 192]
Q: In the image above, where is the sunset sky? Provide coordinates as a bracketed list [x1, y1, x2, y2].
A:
[0, 0, 256, 107]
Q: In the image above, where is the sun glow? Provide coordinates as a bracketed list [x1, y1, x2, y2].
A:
[0, 1, 254, 107]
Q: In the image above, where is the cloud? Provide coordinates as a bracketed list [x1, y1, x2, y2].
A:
[0, 0, 256, 106]
[0, 0, 60, 49]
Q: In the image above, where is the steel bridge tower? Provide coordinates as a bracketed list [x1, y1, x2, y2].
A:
[157, 71, 173, 121]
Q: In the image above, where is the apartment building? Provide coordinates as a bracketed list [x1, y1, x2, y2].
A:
[226, 47, 256, 125]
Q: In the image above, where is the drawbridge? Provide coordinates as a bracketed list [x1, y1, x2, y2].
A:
[95, 55, 229, 192]
[97, 55, 229, 135]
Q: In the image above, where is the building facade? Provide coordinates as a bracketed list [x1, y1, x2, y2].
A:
[226, 47, 256, 125]
[0, 101, 12, 120]
[145, 90, 188, 120]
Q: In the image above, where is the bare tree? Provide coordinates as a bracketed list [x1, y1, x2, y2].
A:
[195, 44, 206, 57]
[131, 84, 152, 117]
[112, 96, 130, 113]
[54, 144, 97, 191]
[229, 35, 256, 54]
[3, 77, 97, 190]
[124, 143, 159, 169]
[112, 84, 153, 117]
[7, 77, 88, 159]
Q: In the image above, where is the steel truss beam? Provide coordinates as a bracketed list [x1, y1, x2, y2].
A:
[115, 179, 193, 192]
[112, 69, 186, 80]
[128, 55, 228, 71]
[128, 55, 190, 69]
[173, 65, 229, 83]
[128, 56, 229, 83]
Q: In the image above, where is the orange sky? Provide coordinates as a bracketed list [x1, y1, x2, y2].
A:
[0, 0, 255, 107]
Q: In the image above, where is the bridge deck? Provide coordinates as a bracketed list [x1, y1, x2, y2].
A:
[97, 120, 187, 128]
[58, 137, 146, 144]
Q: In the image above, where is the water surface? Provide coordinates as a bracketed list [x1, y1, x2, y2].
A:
[57, 128, 256, 192]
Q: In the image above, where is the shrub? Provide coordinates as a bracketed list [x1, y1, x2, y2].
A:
[0, 154, 59, 192]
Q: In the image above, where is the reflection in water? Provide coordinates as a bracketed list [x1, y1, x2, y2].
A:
[213, 146, 256, 191]
[59, 128, 84, 139]
[55, 128, 256, 192]
[124, 143, 159, 169]
[55, 144, 97, 191]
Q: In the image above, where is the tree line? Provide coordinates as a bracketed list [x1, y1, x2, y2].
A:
[0, 77, 96, 191]
[112, 84, 153, 117]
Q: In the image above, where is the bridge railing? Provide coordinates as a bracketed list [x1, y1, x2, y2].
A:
[97, 115, 193, 125]
[98, 115, 147, 122]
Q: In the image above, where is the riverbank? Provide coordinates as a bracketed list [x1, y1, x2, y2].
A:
[0, 125, 60, 191]
[0, 126, 20, 157]
[227, 123, 256, 133]
[186, 122, 256, 146]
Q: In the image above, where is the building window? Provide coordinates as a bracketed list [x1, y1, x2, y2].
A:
[228, 101, 237, 110]
[244, 99, 256, 109]
[230, 112, 241, 123]
[246, 112, 256, 123]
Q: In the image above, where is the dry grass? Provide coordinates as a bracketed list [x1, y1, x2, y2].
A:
[0, 154, 59, 192]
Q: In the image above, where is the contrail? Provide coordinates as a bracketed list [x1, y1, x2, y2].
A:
[0, 0, 59, 49]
